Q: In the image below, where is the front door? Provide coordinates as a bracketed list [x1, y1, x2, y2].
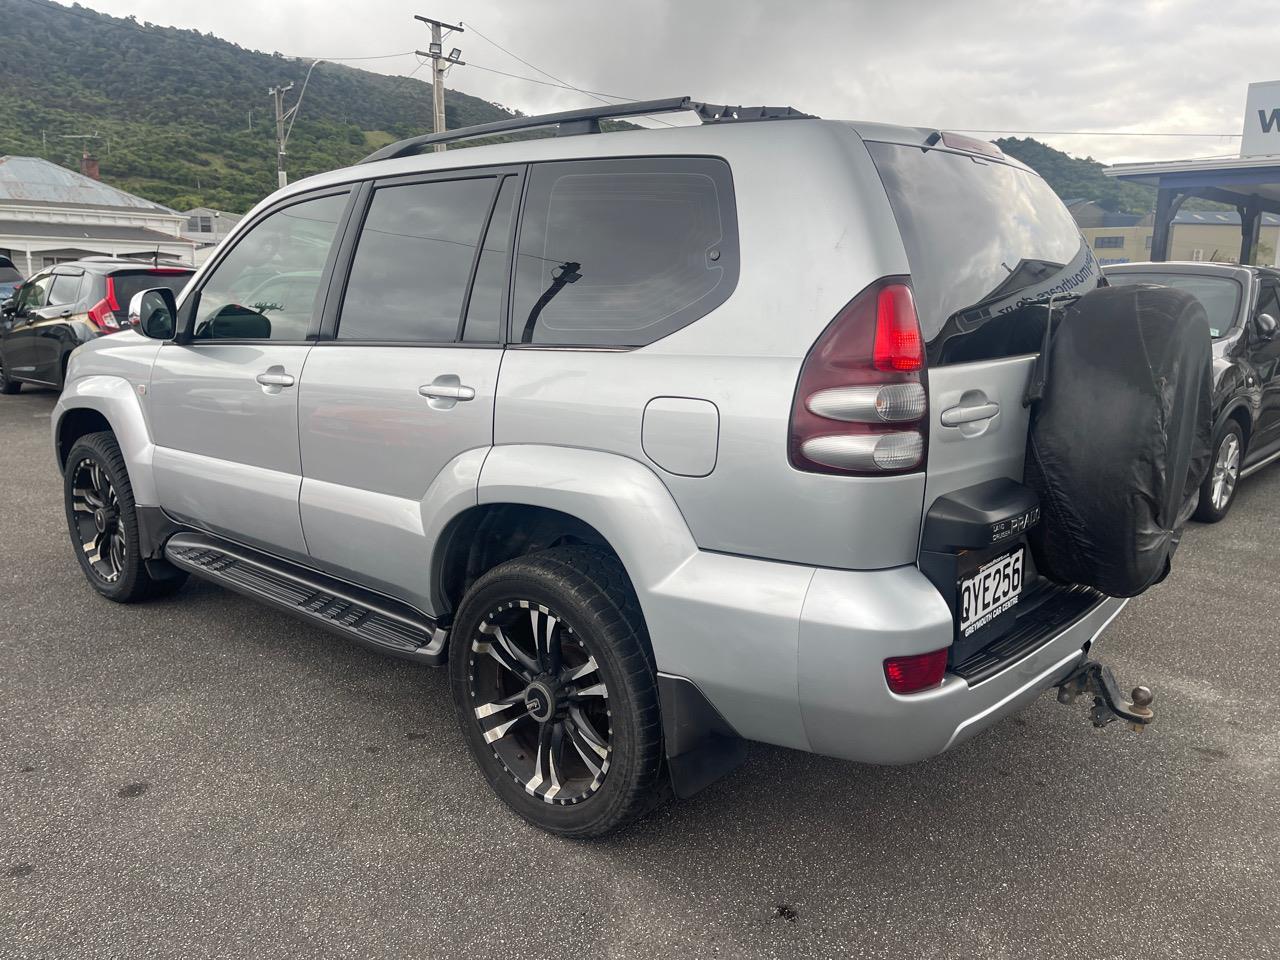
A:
[148, 189, 352, 560]
[28, 269, 86, 384]
[298, 170, 520, 612]
[1249, 278, 1280, 453]
[2, 272, 52, 380]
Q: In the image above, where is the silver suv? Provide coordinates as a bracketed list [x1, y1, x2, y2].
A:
[51, 98, 1129, 836]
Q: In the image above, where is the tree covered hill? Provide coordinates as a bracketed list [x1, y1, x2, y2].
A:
[1, 0, 1169, 218]
[0, 0, 519, 212]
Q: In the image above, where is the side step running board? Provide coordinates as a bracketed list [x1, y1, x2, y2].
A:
[164, 532, 447, 666]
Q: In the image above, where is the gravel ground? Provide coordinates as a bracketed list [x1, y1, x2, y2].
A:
[2, 386, 1278, 959]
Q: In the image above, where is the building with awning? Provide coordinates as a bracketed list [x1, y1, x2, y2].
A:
[1106, 81, 1280, 265]
[0, 155, 194, 275]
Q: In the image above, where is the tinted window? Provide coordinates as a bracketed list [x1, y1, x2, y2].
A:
[1105, 272, 1243, 338]
[16, 274, 51, 310]
[192, 192, 348, 341]
[111, 272, 192, 318]
[512, 158, 738, 347]
[463, 176, 517, 343]
[47, 274, 83, 307]
[867, 142, 1096, 354]
[339, 177, 494, 342]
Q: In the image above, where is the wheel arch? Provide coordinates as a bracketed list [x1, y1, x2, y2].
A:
[1222, 401, 1252, 449]
[52, 376, 158, 505]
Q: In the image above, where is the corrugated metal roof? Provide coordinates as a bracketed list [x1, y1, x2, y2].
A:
[0, 220, 189, 244]
[1172, 210, 1280, 226]
[0, 156, 173, 212]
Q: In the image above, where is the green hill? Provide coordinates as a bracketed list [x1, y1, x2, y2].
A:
[0, 0, 519, 212]
[995, 137, 1157, 214]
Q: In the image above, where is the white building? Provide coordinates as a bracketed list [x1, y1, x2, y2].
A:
[180, 206, 243, 265]
[0, 155, 195, 275]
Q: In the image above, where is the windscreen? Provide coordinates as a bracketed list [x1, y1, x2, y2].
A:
[112, 271, 192, 310]
[866, 141, 1098, 361]
[1105, 273, 1241, 338]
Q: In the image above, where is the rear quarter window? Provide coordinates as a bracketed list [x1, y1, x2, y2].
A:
[512, 157, 738, 347]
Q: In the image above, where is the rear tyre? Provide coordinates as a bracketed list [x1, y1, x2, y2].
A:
[0, 348, 20, 394]
[448, 546, 665, 837]
[1194, 420, 1243, 523]
[63, 431, 187, 602]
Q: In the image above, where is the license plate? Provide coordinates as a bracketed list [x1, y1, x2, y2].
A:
[959, 547, 1024, 637]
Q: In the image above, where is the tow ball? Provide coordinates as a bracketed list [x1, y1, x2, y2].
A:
[1056, 659, 1154, 732]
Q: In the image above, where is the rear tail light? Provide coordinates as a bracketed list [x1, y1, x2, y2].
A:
[884, 648, 948, 694]
[87, 277, 122, 332]
[790, 277, 928, 475]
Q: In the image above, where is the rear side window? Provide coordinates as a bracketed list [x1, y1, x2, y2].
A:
[1105, 272, 1243, 338]
[512, 157, 738, 347]
[339, 177, 495, 342]
[867, 141, 1097, 362]
[47, 274, 84, 306]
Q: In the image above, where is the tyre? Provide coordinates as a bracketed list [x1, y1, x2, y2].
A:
[0, 347, 20, 394]
[63, 431, 187, 602]
[449, 546, 665, 837]
[1194, 420, 1244, 523]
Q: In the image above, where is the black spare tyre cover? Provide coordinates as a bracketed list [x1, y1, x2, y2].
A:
[1024, 284, 1212, 598]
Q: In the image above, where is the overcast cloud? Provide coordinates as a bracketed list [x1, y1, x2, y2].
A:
[60, 0, 1272, 164]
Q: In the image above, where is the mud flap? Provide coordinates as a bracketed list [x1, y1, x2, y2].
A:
[1056, 658, 1154, 731]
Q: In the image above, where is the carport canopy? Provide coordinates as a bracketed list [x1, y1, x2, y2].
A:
[1105, 154, 1280, 264]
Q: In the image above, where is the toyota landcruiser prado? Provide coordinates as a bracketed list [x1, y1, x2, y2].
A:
[51, 99, 1165, 836]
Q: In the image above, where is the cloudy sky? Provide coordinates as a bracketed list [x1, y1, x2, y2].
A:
[62, 0, 1272, 164]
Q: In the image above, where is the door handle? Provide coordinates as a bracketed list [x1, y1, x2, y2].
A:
[256, 371, 295, 387]
[940, 400, 1000, 427]
[418, 382, 476, 401]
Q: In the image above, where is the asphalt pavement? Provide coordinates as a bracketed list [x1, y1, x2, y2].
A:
[2, 386, 1278, 959]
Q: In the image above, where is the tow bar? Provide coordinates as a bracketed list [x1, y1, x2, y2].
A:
[1056, 658, 1154, 732]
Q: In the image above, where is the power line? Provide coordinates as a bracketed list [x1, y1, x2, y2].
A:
[955, 128, 1242, 139]
[461, 20, 677, 128]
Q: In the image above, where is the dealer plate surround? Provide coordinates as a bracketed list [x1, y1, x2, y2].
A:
[959, 547, 1025, 637]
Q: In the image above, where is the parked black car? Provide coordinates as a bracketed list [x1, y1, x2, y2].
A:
[1105, 261, 1280, 521]
[0, 257, 192, 394]
[0, 255, 22, 303]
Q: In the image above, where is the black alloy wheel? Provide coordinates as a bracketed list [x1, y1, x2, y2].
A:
[63, 431, 186, 602]
[0, 348, 19, 394]
[449, 546, 665, 837]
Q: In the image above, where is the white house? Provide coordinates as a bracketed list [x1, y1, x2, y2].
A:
[0, 155, 195, 275]
[180, 206, 244, 265]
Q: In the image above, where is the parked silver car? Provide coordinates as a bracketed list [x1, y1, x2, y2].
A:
[53, 98, 1134, 836]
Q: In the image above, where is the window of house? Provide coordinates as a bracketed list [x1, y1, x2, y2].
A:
[1094, 236, 1125, 249]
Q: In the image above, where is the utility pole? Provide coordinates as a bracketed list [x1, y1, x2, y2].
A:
[414, 15, 464, 152]
[268, 83, 294, 188]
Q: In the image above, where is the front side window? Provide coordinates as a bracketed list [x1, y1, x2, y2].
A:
[338, 177, 495, 342]
[16, 274, 52, 311]
[191, 192, 348, 341]
[512, 157, 738, 347]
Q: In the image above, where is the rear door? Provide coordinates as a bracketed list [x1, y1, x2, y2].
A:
[297, 168, 519, 611]
[865, 139, 1098, 509]
[865, 138, 1101, 650]
[148, 189, 352, 561]
[29, 269, 86, 384]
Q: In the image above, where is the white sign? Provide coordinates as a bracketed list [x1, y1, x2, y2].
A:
[1241, 81, 1280, 157]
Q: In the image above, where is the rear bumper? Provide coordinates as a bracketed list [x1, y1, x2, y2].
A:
[796, 568, 1126, 764]
[643, 552, 1127, 765]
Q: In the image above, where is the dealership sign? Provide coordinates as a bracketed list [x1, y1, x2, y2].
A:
[1241, 81, 1280, 156]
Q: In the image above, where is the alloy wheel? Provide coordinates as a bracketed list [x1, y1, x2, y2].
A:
[1210, 433, 1240, 512]
[70, 457, 127, 583]
[467, 600, 612, 805]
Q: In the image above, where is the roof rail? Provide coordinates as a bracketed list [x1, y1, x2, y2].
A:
[359, 96, 816, 164]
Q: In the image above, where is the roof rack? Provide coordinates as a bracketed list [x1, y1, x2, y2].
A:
[359, 96, 816, 164]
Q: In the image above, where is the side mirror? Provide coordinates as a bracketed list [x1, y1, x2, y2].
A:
[1258, 312, 1278, 342]
[128, 288, 177, 340]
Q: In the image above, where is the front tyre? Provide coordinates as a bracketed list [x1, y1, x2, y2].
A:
[63, 431, 186, 602]
[1193, 420, 1243, 523]
[0, 348, 20, 394]
[449, 546, 665, 837]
